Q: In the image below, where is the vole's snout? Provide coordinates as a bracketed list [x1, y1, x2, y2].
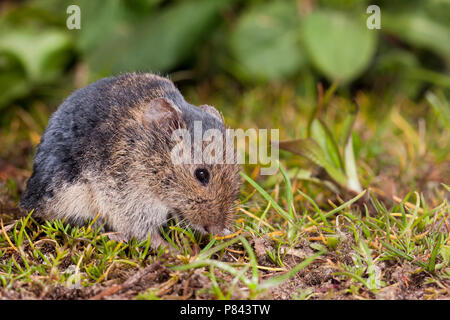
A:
[201, 224, 218, 235]
[201, 223, 229, 236]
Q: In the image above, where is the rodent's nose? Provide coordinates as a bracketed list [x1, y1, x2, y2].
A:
[203, 224, 228, 235]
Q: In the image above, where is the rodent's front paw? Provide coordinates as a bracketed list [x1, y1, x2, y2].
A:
[149, 232, 180, 254]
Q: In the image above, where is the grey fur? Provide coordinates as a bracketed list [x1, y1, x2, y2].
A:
[20, 73, 240, 248]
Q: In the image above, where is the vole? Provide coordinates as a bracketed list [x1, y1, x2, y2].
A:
[20, 72, 240, 249]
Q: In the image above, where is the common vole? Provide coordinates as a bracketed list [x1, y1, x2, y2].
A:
[20, 73, 240, 248]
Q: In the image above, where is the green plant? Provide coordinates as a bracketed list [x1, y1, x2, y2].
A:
[278, 84, 362, 193]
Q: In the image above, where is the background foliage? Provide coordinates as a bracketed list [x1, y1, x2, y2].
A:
[0, 0, 449, 118]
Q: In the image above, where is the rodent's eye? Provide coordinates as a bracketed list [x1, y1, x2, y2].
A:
[194, 168, 210, 186]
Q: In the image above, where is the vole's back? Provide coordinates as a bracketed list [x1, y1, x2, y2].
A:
[20, 73, 198, 213]
[21, 72, 240, 245]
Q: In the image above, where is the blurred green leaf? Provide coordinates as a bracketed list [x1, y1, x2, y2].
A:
[76, 0, 125, 54]
[86, 0, 225, 74]
[343, 134, 362, 193]
[279, 100, 363, 193]
[426, 91, 450, 129]
[0, 28, 72, 81]
[230, 1, 305, 82]
[309, 119, 343, 170]
[0, 72, 30, 110]
[440, 246, 450, 266]
[372, 49, 423, 98]
[338, 104, 358, 146]
[0, 27, 72, 109]
[383, 12, 450, 63]
[340, 105, 362, 192]
[319, 0, 369, 10]
[302, 10, 377, 83]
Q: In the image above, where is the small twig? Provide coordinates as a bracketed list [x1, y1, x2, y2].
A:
[89, 261, 161, 300]
[239, 208, 275, 231]
[1, 218, 19, 253]
[214, 218, 245, 240]
[1, 220, 17, 233]
[155, 274, 179, 296]
[392, 195, 424, 214]
[182, 277, 190, 298]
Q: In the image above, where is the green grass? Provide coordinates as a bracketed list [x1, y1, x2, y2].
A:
[0, 79, 449, 300]
[0, 180, 448, 299]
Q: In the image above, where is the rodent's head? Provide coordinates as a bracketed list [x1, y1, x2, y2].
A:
[167, 161, 241, 236]
[126, 97, 241, 236]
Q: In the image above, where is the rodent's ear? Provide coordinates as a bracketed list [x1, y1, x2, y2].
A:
[200, 104, 224, 123]
[143, 97, 184, 128]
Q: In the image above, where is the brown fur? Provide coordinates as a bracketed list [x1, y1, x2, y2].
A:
[22, 73, 241, 249]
